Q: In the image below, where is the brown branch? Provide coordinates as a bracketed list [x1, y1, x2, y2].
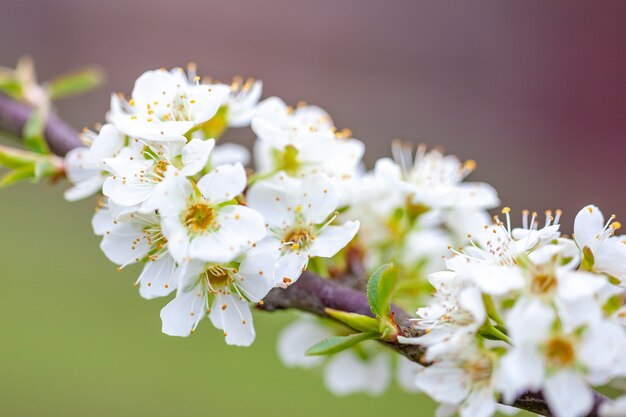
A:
[259, 272, 609, 417]
[0, 94, 83, 155]
[0, 94, 610, 417]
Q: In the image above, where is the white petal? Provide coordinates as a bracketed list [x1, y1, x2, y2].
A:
[300, 174, 339, 224]
[459, 286, 486, 324]
[595, 237, 626, 282]
[64, 175, 104, 201]
[180, 138, 214, 176]
[557, 270, 606, 301]
[274, 251, 308, 286]
[309, 221, 360, 258]
[469, 264, 525, 296]
[277, 318, 333, 368]
[236, 251, 278, 301]
[102, 176, 152, 207]
[574, 204, 604, 250]
[506, 297, 554, 345]
[209, 293, 255, 346]
[138, 255, 178, 299]
[600, 396, 626, 417]
[396, 356, 422, 392]
[161, 216, 191, 263]
[415, 362, 470, 404]
[544, 371, 593, 417]
[211, 143, 251, 167]
[246, 176, 297, 228]
[196, 163, 246, 204]
[160, 283, 207, 337]
[323, 351, 391, 396]
[460, 388, 496, 417]
[90, 123, 125, 161]
[188, 205, 265, 263]
[498, 347, 545, 404]
[100, 223, 150, 265]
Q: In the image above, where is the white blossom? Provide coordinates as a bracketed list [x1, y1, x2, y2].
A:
[160, 251, 276, 345]
[109, 68, 229, 142]
[155, 163, 266, 264]
[574, 205, 626, 284]
[247, 173, 359, 287]
[64, 124, 125, 201]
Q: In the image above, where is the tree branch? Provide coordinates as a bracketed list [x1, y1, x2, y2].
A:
[0, 94, 610, 417]
[259, 272, 609, 417]
[0, 94, 83, 155]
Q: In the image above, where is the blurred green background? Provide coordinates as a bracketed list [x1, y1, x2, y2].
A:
[0, 184, 440, 417]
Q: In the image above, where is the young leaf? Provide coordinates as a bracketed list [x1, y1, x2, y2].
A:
[367, 263, 397, 318]
[325, 308, 379, 333]
[0, 164, 36, 188]
[22, 108, 49, 154]
[305, 332, 379, 356]
[46, 66, 105, 100]
[0, 145, 37, 169]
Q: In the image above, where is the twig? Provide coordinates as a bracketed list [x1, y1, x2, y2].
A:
[0, 94, 83, 155]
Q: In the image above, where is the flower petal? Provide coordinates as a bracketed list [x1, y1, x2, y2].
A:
[309, 221, 360, 258]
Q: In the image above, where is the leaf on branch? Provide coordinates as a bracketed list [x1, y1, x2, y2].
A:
[325, 308, 380, 333]
[23, 108, 49, 154]
[367, 263, 398, 319]
[0, 74, 23, 100]
[305, 332, 379, 356]
[0, 164, 36, 188]
[45, 66, 105, 100]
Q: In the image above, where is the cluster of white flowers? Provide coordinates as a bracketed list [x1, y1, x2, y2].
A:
[275, 141, 502, 395]
[399, 205, 626, 417]
[64, 67, 360, 346]
[63, 65, 626, 415]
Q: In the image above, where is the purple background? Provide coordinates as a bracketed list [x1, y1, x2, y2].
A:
[2, 0, 625, 228]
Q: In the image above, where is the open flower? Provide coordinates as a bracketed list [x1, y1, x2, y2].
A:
[574, 205, 626, 284]
[156, 163, 266, 264]
[251, 97, 364, 181]
[375, 143, 499, 210]
[247, 173, 359, 287]
[398, 271, 486, 361]
[499, 308, 626, 417]
[414, 345, 499, 417]
[226, 77, 263, 128]
[102, 138, 215, 211]
[94, 204, 177, 299]
[109, 68, 230, 141]
[160, 251, 276, 345]
[64, 124, 125, 201]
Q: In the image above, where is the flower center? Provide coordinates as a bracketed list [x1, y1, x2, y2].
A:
[465, 355, 493, 386]
[530, 273, 558, 295]
[545, 336, 575, 368]
[284, 228, 311, 250]
[153, 160, 169, 178]
[205, 265, 230, 290]
[184, 203, 216, 233]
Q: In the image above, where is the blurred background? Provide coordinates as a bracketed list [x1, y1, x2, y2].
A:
[0, 1, 624, 416]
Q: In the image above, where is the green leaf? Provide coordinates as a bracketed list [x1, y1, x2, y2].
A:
[0, 75, 23, 100]
[0, 145, 37, 168]
[325, 308, 379, 333]
[22, 108, 49, 154]
[34, 159, 55, 180]
[305, 332, 379, 356]
[46, 66, 104, 100]
[0, 164, 36, 188]
[367, 263, 397, 318]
